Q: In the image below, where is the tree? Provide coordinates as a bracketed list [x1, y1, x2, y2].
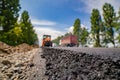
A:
[114, 7, 120, 47]
[20, 10, 38, 45]
[79, 27, 89, 47]
[0, 1, 38, 46]
[0, 0, 22, 46]
[52, 32, 73, 45]
[0, 22, 23, 46]
[0, 0, 21, 32]
[73, 18, 81, 45]
[52, 36, 63, 45]
[90, 9, 102, 47]
[103, 3, 116, 47]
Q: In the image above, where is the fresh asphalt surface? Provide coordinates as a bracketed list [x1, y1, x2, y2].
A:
[54, 47, 120, 60]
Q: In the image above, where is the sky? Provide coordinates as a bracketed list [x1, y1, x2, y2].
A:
[20, 0, 120, 45]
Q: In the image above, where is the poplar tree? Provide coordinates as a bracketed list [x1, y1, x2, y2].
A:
[103, 3, 116, 47]
[80, 27, 89, 47]
[90, 9, 102, 47]
[73, 18, 81, 45]
[20, 10, 38, 45]
[115, 8, 120, 45]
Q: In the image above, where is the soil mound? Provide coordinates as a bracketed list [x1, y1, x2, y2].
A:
[0, 42, 34, 54]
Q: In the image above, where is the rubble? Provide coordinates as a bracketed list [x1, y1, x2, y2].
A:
[42, 48, 120, 80]
[0, 49, 39, 80]
[0, 41, 34, 54]
[0, 41, 39, 80]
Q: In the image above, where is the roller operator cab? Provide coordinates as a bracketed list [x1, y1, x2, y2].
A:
[42, 35, 52, 47]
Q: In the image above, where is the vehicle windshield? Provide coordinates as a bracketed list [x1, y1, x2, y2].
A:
[43, 35, 51, 39]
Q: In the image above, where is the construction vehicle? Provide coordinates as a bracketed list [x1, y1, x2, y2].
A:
[42, 35, 52, 47]
[60, 34, 78, 47]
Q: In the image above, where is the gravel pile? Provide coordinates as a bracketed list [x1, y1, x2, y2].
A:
[0, 41, 40, 80]
[42, 47, 120, 80]
[0, 49, 38, 80]
[0, 41, 34, 54]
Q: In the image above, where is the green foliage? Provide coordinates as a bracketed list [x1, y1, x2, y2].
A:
[73, 18, 81, 37]
[0, 23, 23, 46]
[73, 18, 81, 45]
[90, 9, 102, 47]
[115, 8, 120, 43]
[0, 0, 21, 32]
[103, 3, 116, 47]
[0, 1, 38, 46]
[52, 36, 63, 45]
[20, 10, 38, 45]
[79, 27, 89, 46]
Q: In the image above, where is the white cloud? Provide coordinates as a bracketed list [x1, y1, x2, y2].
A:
[67, 26, 73, 33]
[31, 19, 57, 26]
[29, 18, 67, 46]
[79, 0, 120, 14]
[34, 27, 64, 46]
[67, 24, 88, 33]
[81, 24, 87, 29]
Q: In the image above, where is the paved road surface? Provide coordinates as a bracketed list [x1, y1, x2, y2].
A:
[28, 47, 120, 80]
[55, 47, 120, 59]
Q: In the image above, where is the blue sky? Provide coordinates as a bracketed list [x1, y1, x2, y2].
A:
[20, 0, 90, 30]
[20, 0, 120, 45]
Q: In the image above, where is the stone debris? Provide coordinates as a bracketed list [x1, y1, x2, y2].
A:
[42, 48, 120, 80]
[1, 41, 120, 80]
[0, 41, 40, 80]
[0, 41, 34, 54]
[0, 49, 37, 80]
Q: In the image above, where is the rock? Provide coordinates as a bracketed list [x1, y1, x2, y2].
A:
[6, 72, 13, 78]
[0, 72, 6, 79]
[0, 63, 4, 68]
[18, 74, 25, 79]
[0, 42, 38, 80]
[28, 63, 34, 67]
[13, 67, 22, 74]
[2, 60, 11, 65]
[1, 66, 10, 72]
[15, 62, 24, 67]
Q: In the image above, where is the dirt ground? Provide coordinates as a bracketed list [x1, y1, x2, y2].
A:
[0, 48, 48, 80]
[28, 48, 48, 80]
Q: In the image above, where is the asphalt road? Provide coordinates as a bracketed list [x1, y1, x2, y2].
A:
[55, 47, 120, 59]
[28, 47, 120, 80]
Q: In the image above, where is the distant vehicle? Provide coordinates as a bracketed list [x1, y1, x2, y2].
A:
[60, 34, 78, 47]
[42, 35, 52, 47]
[52, 43, 58, 47]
